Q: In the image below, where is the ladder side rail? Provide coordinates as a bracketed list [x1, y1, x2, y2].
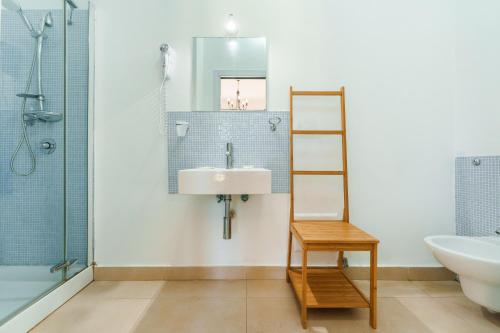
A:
[340, 87, 349, 223]
[289, 86, 295, 226]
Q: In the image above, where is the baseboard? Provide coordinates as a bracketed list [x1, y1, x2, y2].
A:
[0, 266, 93, 333]
[94, 266, 455, 281]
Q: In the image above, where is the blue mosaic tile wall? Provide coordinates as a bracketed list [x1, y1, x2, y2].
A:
[0, 10, 88, 265]
[456, 156, 500, 236]
[167, 112, 289, 193]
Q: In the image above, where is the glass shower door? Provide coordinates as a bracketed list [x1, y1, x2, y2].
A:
[0, 0, 66, 323]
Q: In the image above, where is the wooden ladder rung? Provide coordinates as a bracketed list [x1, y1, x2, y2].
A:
[293, 220, 344, 223]
[292, 170, 344, 175]
[292, 90, 342, 96]
[292, 130, 343, 135]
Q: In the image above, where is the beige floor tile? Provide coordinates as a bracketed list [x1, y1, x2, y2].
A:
[247, 280, 295, 298]
[30, 297, 152, 333]
[132, 297, 246, 333]
[353, 280, 428, 298]
[316, 298, 433, 333]
[77, 281, 165, 299]
[247, 297, 310, 333]
[157, 280, 245, 298]
[399, 296, 500, 333]
[413, 280, 463, 297]
[247, 297, 432, 333]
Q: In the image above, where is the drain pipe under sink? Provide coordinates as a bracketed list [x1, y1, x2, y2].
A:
[223, 195, 232, 239]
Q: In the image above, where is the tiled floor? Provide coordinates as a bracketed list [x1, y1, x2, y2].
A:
[31, 280, 500, 333]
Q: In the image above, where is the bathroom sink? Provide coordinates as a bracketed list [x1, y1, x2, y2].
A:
[178, 167, 271, 195]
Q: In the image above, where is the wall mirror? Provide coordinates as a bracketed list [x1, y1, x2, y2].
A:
[192, 37, 267, 111]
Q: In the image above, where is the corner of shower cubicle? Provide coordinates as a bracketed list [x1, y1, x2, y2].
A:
[0, 0, 95, 330]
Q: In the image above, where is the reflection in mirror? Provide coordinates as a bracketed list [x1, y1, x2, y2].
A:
[220, 77, 266, 111]
[192, 37, 267, 111]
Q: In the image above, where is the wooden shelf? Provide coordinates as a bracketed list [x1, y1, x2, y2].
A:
[288, 268, 369, 309]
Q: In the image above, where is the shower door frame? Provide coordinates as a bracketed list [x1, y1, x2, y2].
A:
[86, 0, 95, 270]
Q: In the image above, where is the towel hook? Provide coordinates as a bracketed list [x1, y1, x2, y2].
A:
[269, 116, 282, 131]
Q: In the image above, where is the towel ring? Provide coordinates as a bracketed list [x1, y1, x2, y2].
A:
[269, 117, 282, 131]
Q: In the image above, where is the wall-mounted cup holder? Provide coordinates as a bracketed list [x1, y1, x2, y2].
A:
[176, 121, 189, 137]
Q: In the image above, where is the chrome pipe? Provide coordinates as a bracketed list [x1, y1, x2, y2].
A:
[50, 258, 77, 273]
[17, 8, 34, 33]
[223, 195, 232, 239]
[36, 36, 45, 111]
[225, 142, 233, 169]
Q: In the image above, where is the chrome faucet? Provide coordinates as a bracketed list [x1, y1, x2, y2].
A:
[495, 228, 500, 236]
[225, 142, 233, 169]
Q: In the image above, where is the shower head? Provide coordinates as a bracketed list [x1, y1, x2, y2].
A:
[36, 11, 53, 34]
[43, 12, 53, 27]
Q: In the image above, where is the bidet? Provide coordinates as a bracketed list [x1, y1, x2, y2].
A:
[425, 235, 500, 312]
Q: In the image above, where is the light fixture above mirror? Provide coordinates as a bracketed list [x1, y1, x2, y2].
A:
[225, 14, 238, 36]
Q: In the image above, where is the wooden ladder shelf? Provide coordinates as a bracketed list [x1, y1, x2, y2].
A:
[286, 86, 379, 329]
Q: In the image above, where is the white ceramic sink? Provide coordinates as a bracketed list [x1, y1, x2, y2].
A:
[178, 167, 272, 195]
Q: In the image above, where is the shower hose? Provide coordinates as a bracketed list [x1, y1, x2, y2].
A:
[10, 39, 38, 176]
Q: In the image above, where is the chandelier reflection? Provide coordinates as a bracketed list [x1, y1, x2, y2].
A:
[226, 79, 249, 110]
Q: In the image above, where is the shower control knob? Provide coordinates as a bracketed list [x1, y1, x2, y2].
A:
[40, 139, 56, 154]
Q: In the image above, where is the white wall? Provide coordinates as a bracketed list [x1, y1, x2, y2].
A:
[454, 0, 500, 156]
[93, 0, 457, 267]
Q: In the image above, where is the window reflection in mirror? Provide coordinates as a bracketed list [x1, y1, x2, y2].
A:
[192, 37, 267, 111]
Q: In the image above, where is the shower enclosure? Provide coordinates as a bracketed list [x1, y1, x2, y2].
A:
[0, 0, 92, 325]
